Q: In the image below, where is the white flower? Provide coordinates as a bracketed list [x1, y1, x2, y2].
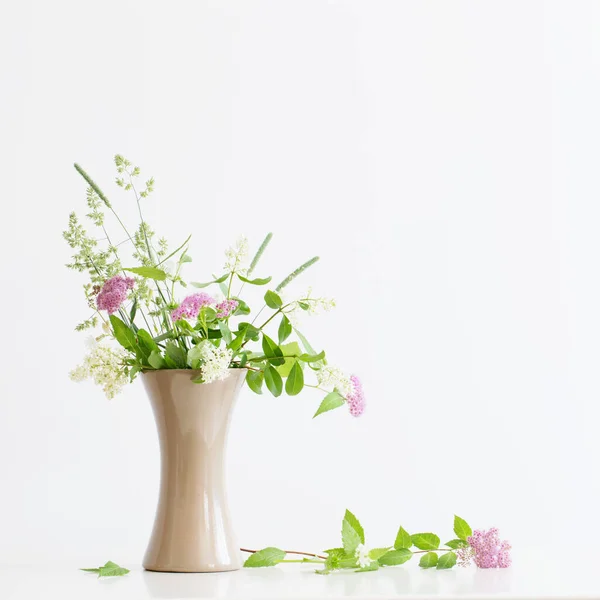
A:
[355, 544, 372, 568]
[317, 365, 353, 397]
[69, 344, 129, 400]
[283, 287, 336, 326]
[199, 342, 233, 383]
[224, 235, 249, 275]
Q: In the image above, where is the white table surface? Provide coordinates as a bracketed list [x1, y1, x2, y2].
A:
[1, 557, 598, 600]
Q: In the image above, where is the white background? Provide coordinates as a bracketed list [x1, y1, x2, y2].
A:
[0, 0, 599, 567]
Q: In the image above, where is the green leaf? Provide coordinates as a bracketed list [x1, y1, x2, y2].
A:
[165, 342, 187, 368]
[369, 548, 391, 561]
[246, 370, 264, 394]
[200, 306, 217, 323]
[109, 315, 137, 351]
[445, 539, 469, 549]
[378, 549, 413, 566]
[98, 561, 130, 577]
[137, 329, 158, 356]
[262, 334, 285, 366]
[237, 274, 272, 286]
[124, 266, 167, 281]
[299, 351, 325, 363]
[437, 552, 457, 570]
[411, 533, 440, 550]
[82, 561, 129, 577]
[243, 547, 286, 568]
[342, 520, 362, 555]
[218, 321, 233, 345]
[394, 526, 412, 550]
[264, 365, 283, 397]
[285, 361, 304, 395]
[190, 274, 229, 288]
[419, 552, 438, 569]
[313, 392, 345, 418]
[344, 509, 365, 544]
[323, 548, 346, 570]
[238, 322, 260, 340]
[180, 254, 192, 264]
[229, 331, 246, 351]
[148, 351, 166, 369]
[294, 328, 316, 355]
[264, 290, 283, 309]
[354, 562, 379, 573]
[155, 234, 192, 266]
[129, 298, 137, 323]
[454, 515, 472, 541]
[275, 342, 302, 377]
[278, 315, 292, 344]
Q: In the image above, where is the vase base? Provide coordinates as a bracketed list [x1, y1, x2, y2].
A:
[143, 563, 241, 574]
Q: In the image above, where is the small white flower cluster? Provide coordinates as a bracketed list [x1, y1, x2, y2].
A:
[301, 287, 336, 315]
[224, 235, 249, 275]
[199, 342, 233, 383]
[355, 544, 372, 569]
[69, 343, 129, 400]
[316, 365, 353, 397]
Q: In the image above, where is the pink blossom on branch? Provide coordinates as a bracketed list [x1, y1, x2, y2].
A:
[346, 375, 366, 417]
[96, 276, 135, 314]
[215, 299, 239, 319]
[457, 528, 512, 569]
[171, 293, 215, 322]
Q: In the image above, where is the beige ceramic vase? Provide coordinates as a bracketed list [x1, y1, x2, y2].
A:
[142, 368, 245, 573]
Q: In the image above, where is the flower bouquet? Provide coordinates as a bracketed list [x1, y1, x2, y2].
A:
[65, 155, 364, 418]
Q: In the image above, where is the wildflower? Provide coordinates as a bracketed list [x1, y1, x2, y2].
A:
[198, 342, 233, 383]
[283, 287, 336, 326]
[171, 293, 214, 321]
[69, 343, 129, 399]
[215, 299, 239, 319]
[346, 375, 366, 417]
[355, 544, 372, 569]
[224, 236, 249, 275]
[317, 366, 353, 397]
[96, 275, 135, 314]
[457, 528, 512, 569]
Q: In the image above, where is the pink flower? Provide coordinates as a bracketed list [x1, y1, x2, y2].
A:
[215, 299, 239, 319]
[458, 528, 511, 569]
[171, 293, 215, 321]
[96, 276, 135, 314]
[346, 375, 365, 417]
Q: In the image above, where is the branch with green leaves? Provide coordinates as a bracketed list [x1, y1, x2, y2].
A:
[242, 511, 500, 574]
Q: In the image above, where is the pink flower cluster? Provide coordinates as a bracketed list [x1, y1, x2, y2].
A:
[457, 528, 511, 569]
[215, 299, 239, 319]
[96, 276, 135, 314]
[171, 293, 215, 321]
[346, 375, 365, 417]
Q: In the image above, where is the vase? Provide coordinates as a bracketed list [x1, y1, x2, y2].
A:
[141, 368, 245, 573]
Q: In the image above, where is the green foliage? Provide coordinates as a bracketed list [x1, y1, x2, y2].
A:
[237, 274, 272, 286]
[124, 266, 167, 281]
[445, 539, 468, 549]
[246, 370, 264, 394]
[436, 552, 457, 570]
[394, 526, 412, 550]
[285, 361, 304, 395]
[419, 552, 438, 569]
[275, 342, 303, 377]
[264, 290, 283, 309]
[262, 334, 285, 366]
[411, 533, 440, 550]
[191, 274, 229, 288]
[81, 561, 129, 578]
[453, 515, 472, 541]
[313, 392, 345, 418]
[264, 365, 283, 397]
[243, 547, 286, 568]
[378, 549, 412, 566]
[278, 315, 292, 344]
[165, 342, 186, 368]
